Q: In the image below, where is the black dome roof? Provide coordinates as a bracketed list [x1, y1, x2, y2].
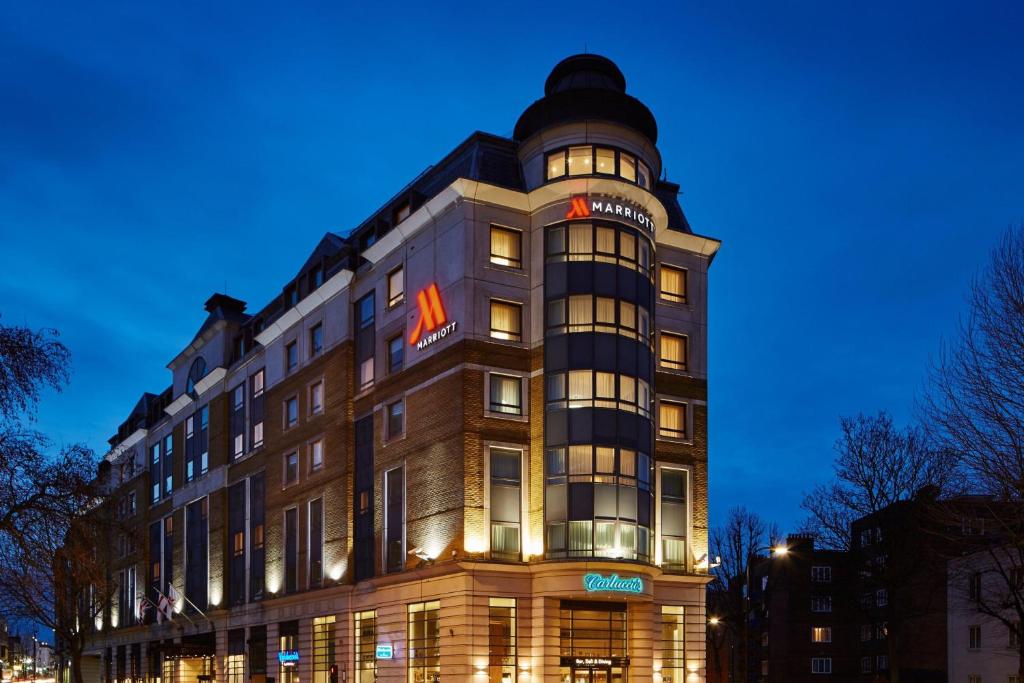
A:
[514, 54, 658, 143]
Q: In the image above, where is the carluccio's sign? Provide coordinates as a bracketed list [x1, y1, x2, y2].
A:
[583, 572, 644, 594]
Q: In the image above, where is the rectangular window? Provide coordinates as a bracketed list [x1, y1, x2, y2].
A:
[659, 401, 687, 439]
[163, 434, 173, 495]
[619, 153, 636, 182]
[546, 150, 567, 179]
[279, 622, 298, 683]
[811, 626, 832, 643]
[490, 300, 522, 342]
[231, 383, 246, 459]
[354, 611, 377, 682]
[199, 405, 208, 476]
[388, 335, 404, 374]
[661, 606, 686, 683]
[285, 396, 298, 428]
[877, 655, 888, 671]
[309, 323, 323, 357]
[284, 452, 299, 486]
[310, 439, 324, 471]
[311, 616, 335, 683]
[660, 264, 687, 303]
[251, 369, 265, 449]
[811, 658, 832, 674]
[1010, 621, 1021, 648]
[569, 223, 593, 259]
[249, 472, 265, 600]
[595, 147, 615, 174]
[408, 601, 441, 681]
[388, 267, 404, 307]
[490, 448, 522, 561]
[284, 507, 298, 594]
[660, 468, 688, 571]
[150, 443, 161, 503]
[184, 497, 208, 611]
[286, 340, 298, 372]
[811, 566, 832, 583]
[227, 480, 246, 606]
[969, 572, 982, 600]
[811, 596, 833, 613]
[567, 145, 592, 175]
[227, 630, 245, 683]
[310, 380, 324, 415]
[489, 374, 523, 415]
[490, 225, 523, 269]
[387, 400, 404, 439]
[660, 332, 688, 371]
[877, 588, 888, 607]
[384, 466, 405, 573]
[185, 414, 196, 482]
[860, 656, 872, 674]
[308, 498, 323, 588]
[356, 292, 375, 390]
[489, 598, 516, 680]
[969, 624, 981, 649]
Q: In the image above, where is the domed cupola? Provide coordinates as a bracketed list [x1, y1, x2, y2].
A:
[513, 54, 658, 143]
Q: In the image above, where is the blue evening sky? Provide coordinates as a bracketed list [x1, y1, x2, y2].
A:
[2, 1, 1022, 533]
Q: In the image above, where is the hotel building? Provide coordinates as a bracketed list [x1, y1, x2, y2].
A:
[79, 54, 720, 683]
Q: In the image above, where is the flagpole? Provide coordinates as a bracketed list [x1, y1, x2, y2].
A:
[154, 587, 197, 626]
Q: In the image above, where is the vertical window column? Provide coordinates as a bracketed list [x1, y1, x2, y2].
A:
[354, 611, 377, 683]
[488, 598, 516, 680]
[407, 601, 440, 682]
[489, 449, 522, 561]
[249, 472, 265, 600]
[284, 507, 298, 594]
[384, 467, 405, 573]
[184, 498, 208, 610]
[661, 606, 685, 683]
[659, 468, 689, 571]
[311, 616, 335, 683]
[251, 369, 265, 449]
[309, 498, 323, 588]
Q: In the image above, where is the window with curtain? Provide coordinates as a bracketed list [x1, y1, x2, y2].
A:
[660, 264, 687, 303]
[620, 153, 636, 181]
[568, 224, 592, 259]
[659, 401, 686, 438]
[596, 297, 616, 331]
[595, 226, 616, 262]
[490, 448, 522, 560]
[490, 301, 522, 342]
[595, 147, 616, 174]
[568, 370, 592, 404]
[660, 467, 688, 571]
[489, 374, 522, 415]
[490, 226, 522, 268]
[569, 295, 592, 330]
[595, 372, 616, 408]
[661, 332, 688, 370]
[546, 150, 567, 179]
[567, 145, 592, 175]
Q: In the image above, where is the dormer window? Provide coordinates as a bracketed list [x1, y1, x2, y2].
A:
[545, 145, 653, 189]
[394, 202, 411, 224]
[186, 357, 207, 396]
[311, 266, 324, 290]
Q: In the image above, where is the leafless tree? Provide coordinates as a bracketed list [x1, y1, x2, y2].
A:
[707, 507, 779, 683]
[0, 319, 101, 683]
[924, 225, 1024, 676]
[801, 412, 961, 551]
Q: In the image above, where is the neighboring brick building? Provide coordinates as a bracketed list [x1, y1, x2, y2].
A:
[76, 54, 719, 683]
[747, 535, 856, 682]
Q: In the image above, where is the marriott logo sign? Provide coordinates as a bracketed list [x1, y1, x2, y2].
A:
[408, 283, 457, 350]
[565, 195, 655, 232]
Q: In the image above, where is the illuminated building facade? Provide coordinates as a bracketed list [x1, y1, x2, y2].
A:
[82, 54, 719, 683]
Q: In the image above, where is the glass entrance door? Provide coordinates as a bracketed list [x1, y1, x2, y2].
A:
[569, 667, 623, 683]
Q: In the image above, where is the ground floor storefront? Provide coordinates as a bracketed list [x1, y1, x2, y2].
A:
[81, 561, 709, 683]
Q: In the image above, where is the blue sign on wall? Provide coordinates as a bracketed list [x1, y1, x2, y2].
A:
[277, 650, 300, 666]
[375, 644, 393, 660]
[583, 573, 644, 594]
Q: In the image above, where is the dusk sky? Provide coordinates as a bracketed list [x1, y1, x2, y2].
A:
[2, 1, 1022, 533]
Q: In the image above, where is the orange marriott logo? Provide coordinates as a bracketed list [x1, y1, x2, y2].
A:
[408, 283, 456, 350]
[566, 195, 655, 232]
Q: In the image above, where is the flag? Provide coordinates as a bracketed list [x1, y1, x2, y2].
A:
[167, 583, 181, 612]
[137, 597, 153, 622]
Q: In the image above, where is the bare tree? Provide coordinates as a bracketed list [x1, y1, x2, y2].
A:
[925, 225, 1024, 676]
[801, 412, 961, 551]
[707, 507, 779, 683]
[801, 412, 961, 683]
[0, 320, 101, 683]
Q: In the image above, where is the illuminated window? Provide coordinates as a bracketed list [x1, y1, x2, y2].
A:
[546, 149, 567, 179]
[568, 223, 593, 259]
[286, 340, 298, 372]
[595, 147, 616, 174]
[660, 468, 689, 570]
[489, 374, 522, 415]
[312, 616, 335, 683]
[227, 630, 245, 683]
[232, 531, 244, 557]
[408, 601, 441, 682]
[490, 225, 522, 269]
[310, 380, 323, 415]
[489, 598, 517, 679]
[388, 267, 404, 307]
[660, 264, 687, 303]
[310, 438, 324, 471]
[354, 610, 377, 682]
[595, 226, 616, 262]
[490, 300, 522, 342]
[811, 626, 832, 643]
[619, 153, 636, 182]
[660, 332, 688, 370]
[659, 401, 686, 439]
[279, 622, 298, 683]
[490, 449, 522, 561]
[661, 606, 685, 683]
[567, 145, 592, 175]
[569, 295, 592, 331]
